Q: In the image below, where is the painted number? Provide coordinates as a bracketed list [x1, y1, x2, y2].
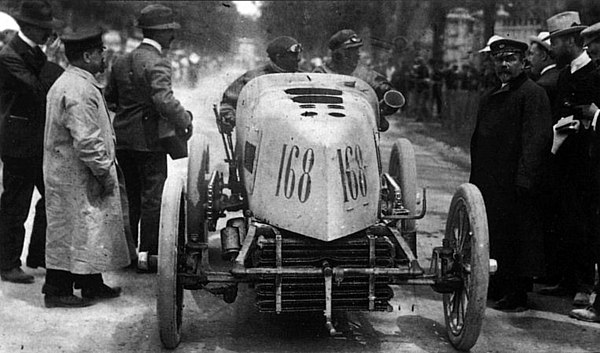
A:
[337, 145, 368, 202]
[276, 144, 314, 202]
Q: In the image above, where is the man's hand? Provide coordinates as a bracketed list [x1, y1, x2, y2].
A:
[219, 110, 236, 134]
[575, 103, 599, 129]
[551, 116, 579, 154]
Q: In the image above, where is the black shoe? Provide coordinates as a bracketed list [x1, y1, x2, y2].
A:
[26, 257, 45, 269]
[0, 267, 34, 284]
[493, 293, 528, 312]
[44, 294, 95, 308]
[81, 284, 122, 300]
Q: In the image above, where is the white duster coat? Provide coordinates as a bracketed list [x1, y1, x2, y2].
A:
[44, 66, 130, 274]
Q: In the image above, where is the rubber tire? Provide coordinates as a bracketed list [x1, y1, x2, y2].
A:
[443, 183, 489, 351]
[389, 138, 418, 252]
[157, 176, 186, 349]
[187, 134, 210, 243]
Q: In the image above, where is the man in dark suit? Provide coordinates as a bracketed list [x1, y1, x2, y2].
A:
[105, 4, 193, 272]
[470, 38, 552, 311]
[0, 0, 62, 283]
[544, 11, 600, 308]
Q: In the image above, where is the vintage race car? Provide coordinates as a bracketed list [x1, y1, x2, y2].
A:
[156, 73, 495, 351]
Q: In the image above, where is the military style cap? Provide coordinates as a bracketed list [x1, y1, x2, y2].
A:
[266, 36, 302, 57]
[136, 4, 181, 30]
[61, 26, 104, 52]
[581, 22, 600, 46]
[490, 38, 528, 55]
[14, 0, 63, 29]
[328, 29, 363, 51]
[545, 11, 587, 39]
[478, 34, 504, 53]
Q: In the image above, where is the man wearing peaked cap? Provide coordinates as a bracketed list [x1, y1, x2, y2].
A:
[105, 4, 193, 272]
[0, 0, 64, 285]
[218, 35, 302, 133]
[581, 22, 600, 62]
[541, 10, 600, 311]
[313, 29, 401, 132]
[470, 35, 552, 311]
[43, 26, 130, 308]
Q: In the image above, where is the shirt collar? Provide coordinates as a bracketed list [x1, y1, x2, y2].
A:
[571, 51, 591, 73]
[540, 64, 556, 76]
[142, 38, 162, 53]
[18, 31, 37, 48]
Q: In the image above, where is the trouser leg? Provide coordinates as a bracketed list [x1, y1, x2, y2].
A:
[139, 152, 167, 255]
[0, 156, 36, 271]
[43, 269, 74, 295]
[116, 163, 137, 260]
[73, 273, 103, 290]
[27, 161, 46, 264]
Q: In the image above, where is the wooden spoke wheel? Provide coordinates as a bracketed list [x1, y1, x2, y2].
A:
[443, 183, 489, 351]
[157, 176, 187, 349]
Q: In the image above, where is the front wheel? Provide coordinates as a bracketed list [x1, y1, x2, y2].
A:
[157, 176, 186, 349]
[443, 183, 489, 351]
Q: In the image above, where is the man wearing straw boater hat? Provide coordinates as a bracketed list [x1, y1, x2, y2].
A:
[540, 11, 600, 311]
[105, 4, 193, 272]
[470, 38, 552, 311]
[0, 0, 63, 284]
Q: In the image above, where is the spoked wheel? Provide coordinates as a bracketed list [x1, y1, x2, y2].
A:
[443, 183, 489, 351]
[157, 176, 186, 349]
[389, 138, 418, 254]
[187, 134, 210, 243]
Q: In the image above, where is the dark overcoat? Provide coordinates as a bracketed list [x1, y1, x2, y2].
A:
[470, 72, 552, 278]
[0, 35, 54, 157]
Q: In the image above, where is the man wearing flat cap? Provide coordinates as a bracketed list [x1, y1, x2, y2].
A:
[541, 11, 600, 310]
[470, 38, 552, 311]
[105, 4, 193, 272]
[43, 27, 129, 308]
[313, 29, 399, 131]
[0, 0, 63, 284]
[218, 35, 302, 133]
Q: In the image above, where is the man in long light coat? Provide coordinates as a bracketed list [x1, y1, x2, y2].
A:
[42, 27, 129, 308]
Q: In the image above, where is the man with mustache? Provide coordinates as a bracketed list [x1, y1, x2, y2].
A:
[469, 38, 552, 311]
[43, 27, 130, 307]
[105, 4, 193, 272]
[542, 11, 600, 309]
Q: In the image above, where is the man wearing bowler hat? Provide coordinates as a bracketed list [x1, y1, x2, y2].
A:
[43, 26, 129, 308]
[105, 4, 193, 272]
[470, 38, 552, 311]
[0, 0, 63, 284]
[218, 35, 302, 133]
[540, 11, 600, 309]
[313, 29, 399, 132]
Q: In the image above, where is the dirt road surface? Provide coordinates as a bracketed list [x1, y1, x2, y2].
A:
[1, 71, 599, 353]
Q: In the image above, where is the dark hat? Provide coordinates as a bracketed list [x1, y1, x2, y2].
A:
[581, 22, 600, 46]
[136, 4, 181, 30]
[490, 38, 528, 55]
[61, 26, 104, 52]
[546, 11, 587, 39]
[328, 29, 363, 51]
[266, 36, 301, 57]
[14, 0, 63, 29]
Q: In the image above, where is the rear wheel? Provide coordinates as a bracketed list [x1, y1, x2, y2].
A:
[157, 176, 186, 349]
[389, 138, 417, 254]
[443, 183, 489, 351]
